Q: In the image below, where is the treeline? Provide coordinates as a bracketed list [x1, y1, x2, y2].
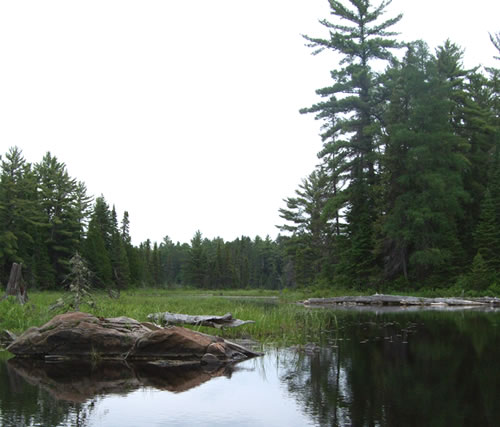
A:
[0, 149, 285, 290]
[2, 1, 500, 294]
[277, 1, 500, 292]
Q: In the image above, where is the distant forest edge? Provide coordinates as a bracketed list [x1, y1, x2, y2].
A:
[0, 146, 284, 291]
[1, 1, 500, 295]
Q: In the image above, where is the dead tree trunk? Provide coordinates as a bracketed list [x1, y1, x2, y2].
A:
[2, 263, 28, 304]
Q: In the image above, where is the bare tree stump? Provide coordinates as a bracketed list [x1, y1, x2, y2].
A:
[2, 263, 28, 304]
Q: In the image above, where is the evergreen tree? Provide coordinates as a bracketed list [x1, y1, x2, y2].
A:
[72, 182, 93, 245]
[120, 211, 141, 285]
[222, 242, 234, 288]
[84, 197, 113, 287]
[473, 189, 500, 272]
[212, 238, 225, 288]
[458, 71, 499, 260]
[158, 236, 183, 286]
[380, 42, 469, 283]
[34, 152, 82, 285]
[278, 167, 333, 286]
[467, 252, 494, 292]
[301, 0, 403, 286]
[187, 231, 208, 288]
[121, 211, 131, 244]
[152, 242, 160, 286]
[110, 206, 130, 288]
[138, 239, 154, 286]
[0, 147, 39, 283]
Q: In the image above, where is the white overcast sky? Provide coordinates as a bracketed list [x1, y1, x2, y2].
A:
[1, 1, 499, 245]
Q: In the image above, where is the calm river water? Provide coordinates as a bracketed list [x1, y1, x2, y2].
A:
[1, 308, 499, 426]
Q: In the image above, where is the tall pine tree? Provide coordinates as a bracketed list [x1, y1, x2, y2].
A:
[278, 167, 333, 286]
[301, 0, 402, 286]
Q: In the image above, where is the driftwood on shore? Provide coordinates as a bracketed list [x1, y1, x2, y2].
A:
[302, 294, 500, 307]
[147, 312, 255, 329]
[2, 263, 28, 304]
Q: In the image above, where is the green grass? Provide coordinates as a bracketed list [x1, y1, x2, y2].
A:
[0, 289, 341, 346]
[4, 285, 488, 347]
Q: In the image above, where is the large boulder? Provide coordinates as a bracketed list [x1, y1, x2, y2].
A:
[7, 312, 157, 358]
[7, 312, 261, 364]
[131, 326, 257, 363]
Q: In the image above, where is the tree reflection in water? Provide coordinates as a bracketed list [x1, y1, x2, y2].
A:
[0, 356, 96, 427]
[278, 310, 500, 427]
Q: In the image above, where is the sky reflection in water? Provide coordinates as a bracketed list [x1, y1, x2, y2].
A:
[83, 354, 313, 427]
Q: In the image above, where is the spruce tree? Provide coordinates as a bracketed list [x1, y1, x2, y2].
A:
[138, 239, 154, 286]
[110, 206, 130, 288]
[187, 231, 207, 287]
[84, 197, 113, 287]
[121, 211, 141, 285]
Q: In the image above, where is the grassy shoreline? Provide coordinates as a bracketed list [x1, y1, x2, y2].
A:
[0, 289, 338, 345]
[1, 287, 498, 347]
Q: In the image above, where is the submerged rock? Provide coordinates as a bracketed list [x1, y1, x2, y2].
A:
[7, 312, 262, 364]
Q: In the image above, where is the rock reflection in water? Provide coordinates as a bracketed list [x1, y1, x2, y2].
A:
[7, 358, 236, 403]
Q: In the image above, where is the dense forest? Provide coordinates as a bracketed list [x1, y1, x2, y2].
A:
[0, 149, 284, 290]
[1, 0, 499, 294]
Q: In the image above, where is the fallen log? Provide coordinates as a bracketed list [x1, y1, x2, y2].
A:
[302, 294, 500, 307]
[147, 312, 255, 329]
[468, 296, 500, 305]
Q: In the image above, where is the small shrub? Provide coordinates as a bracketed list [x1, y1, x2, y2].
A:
[51, 253, 96, 312]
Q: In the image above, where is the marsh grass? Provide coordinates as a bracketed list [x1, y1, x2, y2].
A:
[0, 294, 61, 333]
[0, 289, 341, 346]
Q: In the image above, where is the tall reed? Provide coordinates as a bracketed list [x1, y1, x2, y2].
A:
[0, 289, 340, 346]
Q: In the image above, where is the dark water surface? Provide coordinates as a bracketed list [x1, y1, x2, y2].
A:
[1, 308, 500, 426]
